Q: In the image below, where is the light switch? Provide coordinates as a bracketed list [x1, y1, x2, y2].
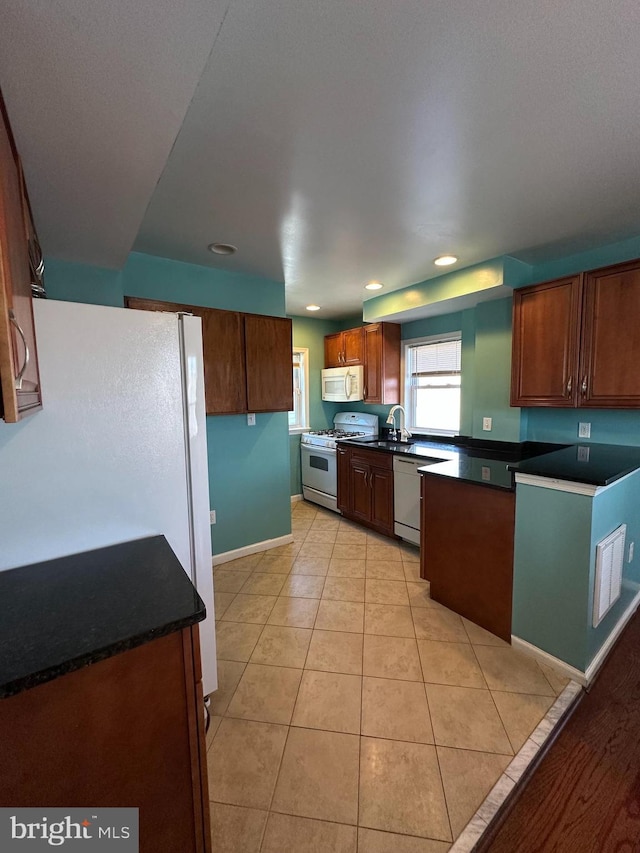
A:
[247, 413, 256, 426]
[482, 417, 492, 431]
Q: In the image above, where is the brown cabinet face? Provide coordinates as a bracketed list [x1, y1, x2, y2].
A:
[342, 327, 364, 365]
[511, 259, 640, 410]
[510, 276, 582, 407]
[0, 95, 42, 421]
[202, 309, 246, 414]
[421, 475, 514, 642]
[363, 323, 401, 405]
[245, 314, 293, 412]
[340, 446, 395, 537]
[581, 261, 640, 407]
[324, 333, 343, 368]
[0, 629, 211, 853]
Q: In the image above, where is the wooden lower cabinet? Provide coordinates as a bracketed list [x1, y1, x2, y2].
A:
[338, 445, 396, 537]
[0, 628, 211, 853]
[421, 474, 515, 642]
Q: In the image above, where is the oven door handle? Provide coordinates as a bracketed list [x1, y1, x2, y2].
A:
[302, 444, 337, 457]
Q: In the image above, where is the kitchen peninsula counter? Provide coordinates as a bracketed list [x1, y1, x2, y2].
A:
[0, 535, 205, 698]
[0, 535, 211, 853]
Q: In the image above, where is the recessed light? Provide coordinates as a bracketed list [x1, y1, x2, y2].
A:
[365, 281, 384, 291]
[207, 242, 237, 255]
[306, 304, 321, 312]
[434, 255, 458, 266]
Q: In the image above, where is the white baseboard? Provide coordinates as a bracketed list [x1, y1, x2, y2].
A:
[584, 587, 640, 684]
[512, 587, 640, 687]
[511, 636, 588, 686]
[290, 494, 303, 504]
[212, 533, 294, 566]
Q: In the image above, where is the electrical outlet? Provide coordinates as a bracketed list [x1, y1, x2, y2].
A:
[481, 466, 491, 481]
[578, 422, 591, 438]
[482, 417, 492, 431]
[247, 413, 256, 426]
[209, 510, 216, 525]
[629, 542, 634, 563]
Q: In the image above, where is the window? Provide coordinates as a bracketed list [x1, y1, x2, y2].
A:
[288, 348, 309, 432]
[404, 334, 461, 435]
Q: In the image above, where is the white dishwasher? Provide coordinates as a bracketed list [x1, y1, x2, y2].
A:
[393, 455, 425, 545]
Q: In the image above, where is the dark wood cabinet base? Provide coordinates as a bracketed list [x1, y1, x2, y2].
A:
[0, 628, 211, 853]
[421, 475, 515, 642]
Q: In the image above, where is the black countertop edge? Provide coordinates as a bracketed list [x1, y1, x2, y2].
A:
[417, 461, 516, 492]
[0, 615, 204, 699]
[0, 535, 206, 700]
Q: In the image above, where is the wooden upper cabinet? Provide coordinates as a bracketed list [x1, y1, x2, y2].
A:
[511, 259, 640, 410]
[580, 260, 640, 407]
[363, 322, 400, 404]
[245, 314, 293, 412]
[0, 92, 42, 422]
[126, 298, 291, 415]
[324, 333, 343, 368]
[510, 276, 582, 407]
[324, 328, 363, 367]
[342, 327, 364, 365]
[202, 309, 246, 414]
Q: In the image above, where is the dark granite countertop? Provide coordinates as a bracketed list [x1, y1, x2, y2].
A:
[509, 442, 640, 487]
[343, 437, 565, 491]
[0, 535, 205, 698]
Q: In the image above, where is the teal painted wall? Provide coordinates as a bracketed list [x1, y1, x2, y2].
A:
[45, 258, 123, 306]
[289, 315, 343, 495]
[471, 300, 521, 442]
[513, 472, 640, 672]
[513, 485, 593, 669]
[588, 471, 640, 665]
[45, 253, 291, 555]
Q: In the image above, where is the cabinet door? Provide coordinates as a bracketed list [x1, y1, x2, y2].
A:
[349, 459, 372, 523]
[370, 467, 394, 534]
[342, 327, 363, 365]
[363, 323, 400, 404]
[0, 98, 42, 421]
[324, 333, 343, 368]
[202, 308, 246, 414]
[581, 260, 640, 407]
[337, 445, 352, 513]
[245, 315, 293, 412]
[510, 277, 582, 407]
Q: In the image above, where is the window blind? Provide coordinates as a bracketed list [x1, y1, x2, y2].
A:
[408, 339, 461, 377]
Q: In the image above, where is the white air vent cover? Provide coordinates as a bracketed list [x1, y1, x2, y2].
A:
[592, 524, 626, 627]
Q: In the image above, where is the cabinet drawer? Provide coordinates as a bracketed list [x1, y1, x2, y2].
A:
[350, 448, 393, 470]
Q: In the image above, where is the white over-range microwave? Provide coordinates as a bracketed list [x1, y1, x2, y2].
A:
[321, 365, 364, 402]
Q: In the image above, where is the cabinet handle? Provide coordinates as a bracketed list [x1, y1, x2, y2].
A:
[9, 309, 29, 390]
[566, 375, 572, 396]
[581, 376, 588, 396]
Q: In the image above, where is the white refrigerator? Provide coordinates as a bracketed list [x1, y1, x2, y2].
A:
[0, 299, 217, 695]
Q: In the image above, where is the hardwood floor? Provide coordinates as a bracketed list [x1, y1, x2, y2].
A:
[478, 607, 640, 853]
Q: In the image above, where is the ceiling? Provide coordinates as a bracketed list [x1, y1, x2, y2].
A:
[2, 0, 640, 318]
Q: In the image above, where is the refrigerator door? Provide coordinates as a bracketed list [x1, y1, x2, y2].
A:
[0, 299, 217, 692]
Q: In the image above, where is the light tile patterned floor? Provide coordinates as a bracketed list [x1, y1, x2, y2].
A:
[206, 501, 568, 852]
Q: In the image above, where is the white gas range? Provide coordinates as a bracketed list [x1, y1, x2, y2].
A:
[300, 412, 378, 512]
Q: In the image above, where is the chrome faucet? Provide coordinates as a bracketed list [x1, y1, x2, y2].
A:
[386, 405, 412, 442]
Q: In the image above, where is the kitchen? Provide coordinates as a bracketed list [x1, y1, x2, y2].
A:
[3, 1, 640, 851]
